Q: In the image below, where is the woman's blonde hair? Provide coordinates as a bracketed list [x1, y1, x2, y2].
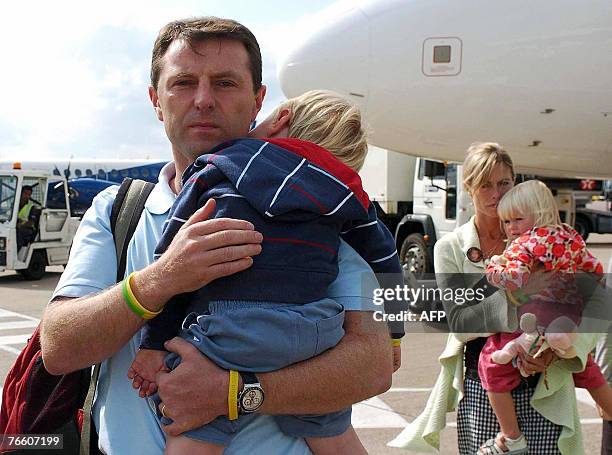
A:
[463, 142, 515, 193]
[497, 179, 562, 226]
[274, 90, 368, 171]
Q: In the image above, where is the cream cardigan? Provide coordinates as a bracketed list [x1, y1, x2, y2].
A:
[388, 217, 604, 454]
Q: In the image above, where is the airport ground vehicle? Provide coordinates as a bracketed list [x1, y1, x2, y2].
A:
[1, 170, 90, 279]
[0, 161, 165, 279]
[361, 150, 463, 281]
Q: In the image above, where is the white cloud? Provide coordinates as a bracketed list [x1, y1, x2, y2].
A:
[0, 0, 355, 159]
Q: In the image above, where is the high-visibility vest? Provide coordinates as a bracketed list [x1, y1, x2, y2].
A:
[18, 201, 34, 223]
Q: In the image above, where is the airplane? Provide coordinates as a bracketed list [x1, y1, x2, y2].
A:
[278, 0, 612, 179]
[0, 159, 167, 184]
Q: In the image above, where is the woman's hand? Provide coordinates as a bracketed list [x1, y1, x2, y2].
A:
[517, 346, 557, 375]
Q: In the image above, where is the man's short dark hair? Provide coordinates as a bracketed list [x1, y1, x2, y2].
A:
[151, 17, 262, 93]
[22, 185, 33, 193]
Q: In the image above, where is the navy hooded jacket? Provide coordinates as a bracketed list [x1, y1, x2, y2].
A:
[142, 138, 404, 349]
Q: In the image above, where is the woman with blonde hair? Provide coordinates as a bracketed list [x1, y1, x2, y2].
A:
[389, 143, 603, 454]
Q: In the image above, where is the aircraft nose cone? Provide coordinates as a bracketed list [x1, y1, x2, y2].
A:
[278, 7, 370, 101]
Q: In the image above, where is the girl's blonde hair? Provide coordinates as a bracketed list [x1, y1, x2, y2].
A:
[273, 90, 368, 171]
[497, 179, 562, 226]
[463, 142, 515, 193]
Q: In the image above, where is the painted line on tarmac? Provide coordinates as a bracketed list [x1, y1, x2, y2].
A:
[352, 397, 409, 428]
[0, 308, 39, 353]
[0, 308, 39, 322]
[0, 320, 39, 330]
[0, 334, 31, 346]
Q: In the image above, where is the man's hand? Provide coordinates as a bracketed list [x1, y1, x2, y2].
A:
[142, 199, 264, 303]
[155, 337, 228, 436]
[128, 349, 168, 397]
[392, 345, 401, 372]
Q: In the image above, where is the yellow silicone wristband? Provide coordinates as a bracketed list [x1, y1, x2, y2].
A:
[228, 370, 239, 421]
[122, 277, 145, 319]
[392, 339, 402, 347]
[123, 272, 162, 320]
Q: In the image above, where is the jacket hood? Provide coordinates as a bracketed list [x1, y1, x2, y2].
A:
[188, 138, 370, 222]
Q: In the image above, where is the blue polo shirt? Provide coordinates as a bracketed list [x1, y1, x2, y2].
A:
[52, 163, 380, 455]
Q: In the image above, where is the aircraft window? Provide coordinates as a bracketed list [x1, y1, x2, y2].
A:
[433, 45, 451, 64]
[120, 169, 129, 178]
[110, 169, 119, 179]
[131, 168, 140, 178]
[98, 169, 107, 180]
[86, 169, 93, 177]
[75, 169, 82, 177]
[141, 168, 150, 178]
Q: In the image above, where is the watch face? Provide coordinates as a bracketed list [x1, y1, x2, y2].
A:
[241, 387, 264, 412]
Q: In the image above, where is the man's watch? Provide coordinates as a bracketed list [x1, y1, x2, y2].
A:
[238, 372, 264, 414]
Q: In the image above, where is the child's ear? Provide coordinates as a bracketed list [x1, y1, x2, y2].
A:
[269, 108, 292, 136]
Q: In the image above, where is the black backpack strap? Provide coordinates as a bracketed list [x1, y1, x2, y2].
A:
[80, 177, 155, 455]
[111, 178, 156, 282]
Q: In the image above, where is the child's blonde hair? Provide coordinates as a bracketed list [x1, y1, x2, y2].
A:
[497, 179, 561, 226]
[273, 90, 368, 171]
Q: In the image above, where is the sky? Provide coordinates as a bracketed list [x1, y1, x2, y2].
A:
[0, 0, 351, 161]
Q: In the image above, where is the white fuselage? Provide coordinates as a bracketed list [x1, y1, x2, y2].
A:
[279, 0, 612, 178]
